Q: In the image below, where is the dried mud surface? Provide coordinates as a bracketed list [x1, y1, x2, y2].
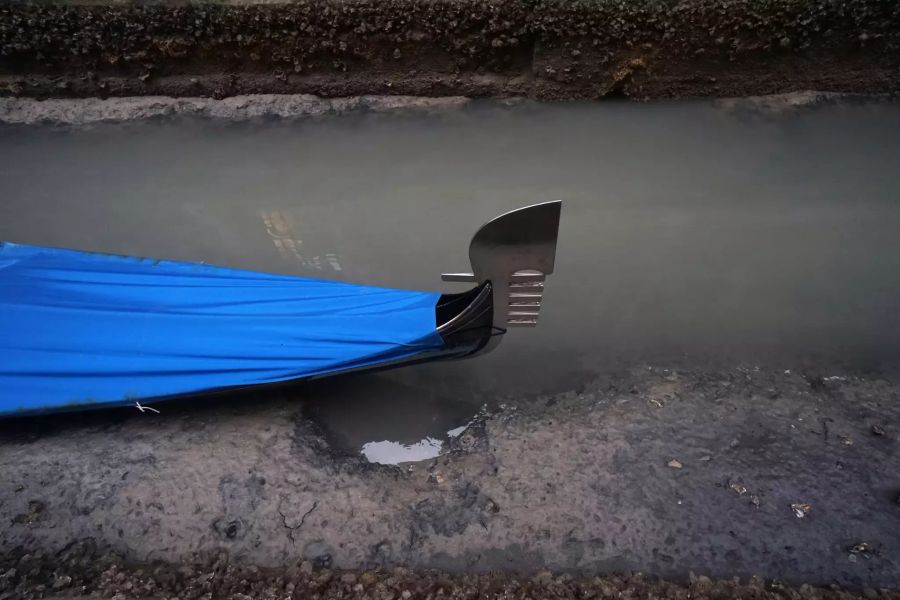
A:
[0, 93, 472, 124]
[0, 0, 898, 101]
[0, 90, 892, 126]
[2, 367, 900, 598]
[0, 94, 478, 126]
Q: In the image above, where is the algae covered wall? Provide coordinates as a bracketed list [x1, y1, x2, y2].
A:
[0, 0, 898, 100]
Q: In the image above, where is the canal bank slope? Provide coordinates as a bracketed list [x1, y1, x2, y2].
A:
[0, 0, 898, 101]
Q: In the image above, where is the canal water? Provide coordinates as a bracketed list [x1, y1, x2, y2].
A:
[1, 99, 899, 462]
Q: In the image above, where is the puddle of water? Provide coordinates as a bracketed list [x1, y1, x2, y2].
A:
[361, 416, 473, 465]
[298, 375, 481, 463]
[361, 438, 443, 464]
[1, 100, 900, 460]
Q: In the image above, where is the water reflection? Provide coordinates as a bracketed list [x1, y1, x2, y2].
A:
[301, 374, 480, 460]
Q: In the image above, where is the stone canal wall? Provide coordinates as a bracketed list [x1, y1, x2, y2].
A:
[0, 0, 898, 100]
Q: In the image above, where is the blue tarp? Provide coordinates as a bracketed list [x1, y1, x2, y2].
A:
[0, 242, 444, 416]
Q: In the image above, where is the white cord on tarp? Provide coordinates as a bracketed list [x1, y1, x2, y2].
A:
[134, 401, 160, 414]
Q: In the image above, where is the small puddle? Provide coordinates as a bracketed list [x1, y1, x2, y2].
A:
[360, 422, 470, 465]
[361, 438, 443, 464]
[299, 373, 489, 464]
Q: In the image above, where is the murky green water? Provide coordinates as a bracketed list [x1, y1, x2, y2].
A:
[2, 99, 899, 462]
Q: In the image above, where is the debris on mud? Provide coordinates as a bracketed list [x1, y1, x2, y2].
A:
[727, 480, 748, 496]
[791, 502, 812, 519]
[727, 480, 762, 508]
[848, 542, 876, 556]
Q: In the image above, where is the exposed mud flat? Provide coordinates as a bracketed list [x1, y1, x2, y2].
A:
[2, 367, 900, 594]
[1, 0, 898, 101]
[0, 93, 471, 125]
[1, 90, 894, 125]
[713, 91, 898, 114]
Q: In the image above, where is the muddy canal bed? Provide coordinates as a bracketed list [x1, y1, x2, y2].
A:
[2, 367, 900, 592]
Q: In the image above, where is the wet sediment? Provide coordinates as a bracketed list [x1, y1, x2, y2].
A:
[2, 367, 899, 593]
[0, 93, 474, 125]
[0, 90, 892, 125]
[4, 544, 900, 600]
[0, 0, 898, 101]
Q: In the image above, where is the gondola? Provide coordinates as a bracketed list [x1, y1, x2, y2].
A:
[0, 201, 561, 416]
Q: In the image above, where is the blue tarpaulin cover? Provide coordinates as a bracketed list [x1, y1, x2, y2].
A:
[0, 242, 444, 416]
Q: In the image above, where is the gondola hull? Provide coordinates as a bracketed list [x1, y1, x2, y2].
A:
[0, 243, 457, 416]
